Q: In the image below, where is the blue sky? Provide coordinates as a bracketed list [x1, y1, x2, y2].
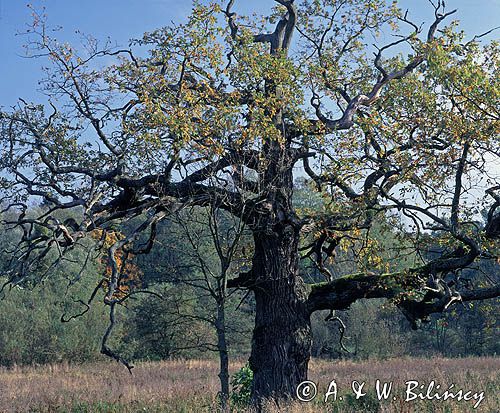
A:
[0, 0, 499, 107]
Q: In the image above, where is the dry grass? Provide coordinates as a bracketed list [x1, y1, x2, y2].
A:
[0, 357, 498, 412]
[304, 357, 500, 413]
[0, 359, 233, 412]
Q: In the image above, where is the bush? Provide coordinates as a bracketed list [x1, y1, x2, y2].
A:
[230, 363, 253, 407]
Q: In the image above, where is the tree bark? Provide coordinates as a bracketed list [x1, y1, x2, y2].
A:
[249, 226, 312, 408]
[215, 300, 230, 412]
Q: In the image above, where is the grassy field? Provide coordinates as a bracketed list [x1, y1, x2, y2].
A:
[0, 357, 498, 412]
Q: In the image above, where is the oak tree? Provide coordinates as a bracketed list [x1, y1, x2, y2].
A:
[1, 0, 499, 407]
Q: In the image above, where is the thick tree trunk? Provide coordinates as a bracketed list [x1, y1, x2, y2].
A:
[249, 225, 312, 407]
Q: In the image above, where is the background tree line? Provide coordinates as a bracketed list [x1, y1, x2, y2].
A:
[1, 180, 497, 368]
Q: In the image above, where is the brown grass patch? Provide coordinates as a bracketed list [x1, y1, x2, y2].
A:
[0, 357, 498, 412]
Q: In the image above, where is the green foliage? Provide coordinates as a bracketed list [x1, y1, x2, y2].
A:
[312, 294, 499, 360]
[0, 265, 108, 366]
[230, 363, 254, 407]
[0, 210, 110, 366]
[1, 192, 498, 368]
[119, 286, 213, 361]
[342, 392, 381, 412]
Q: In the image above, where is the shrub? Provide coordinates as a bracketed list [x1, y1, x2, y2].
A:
[230, 363, 253, 407]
